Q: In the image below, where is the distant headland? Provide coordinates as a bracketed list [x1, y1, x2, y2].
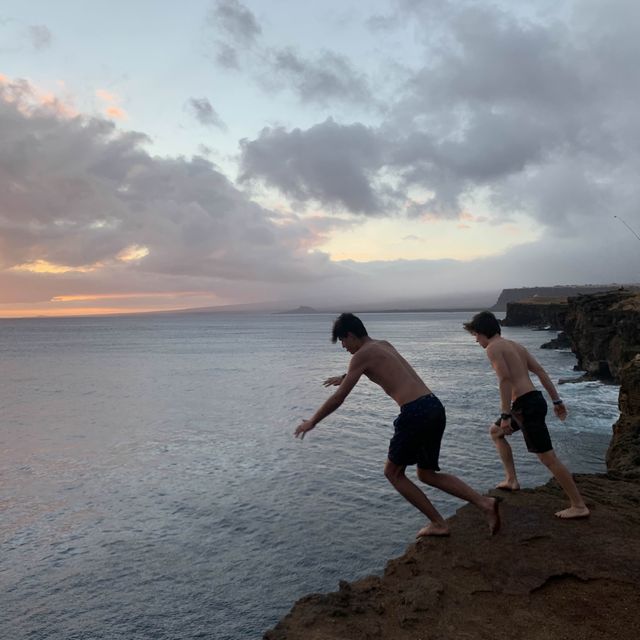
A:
[490, 283, 640, 311]
[274, 283, 640, 316]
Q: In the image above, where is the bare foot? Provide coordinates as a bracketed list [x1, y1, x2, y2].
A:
[484, 496, 502, 535]
[416, 522, 450, 538]
[496, 480, 520, 491]
[555, 506, 590, 519]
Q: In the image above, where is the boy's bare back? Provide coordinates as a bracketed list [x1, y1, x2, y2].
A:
[352, 339, 431, 406]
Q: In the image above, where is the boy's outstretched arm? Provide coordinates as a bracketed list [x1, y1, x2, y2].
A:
[294, 365, 363, 439]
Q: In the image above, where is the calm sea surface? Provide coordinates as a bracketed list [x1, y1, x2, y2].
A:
[0, 312, 619, 639]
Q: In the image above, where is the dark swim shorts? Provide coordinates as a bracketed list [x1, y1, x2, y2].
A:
[494, 389, 553, 454]
[388, 394, 446, 471]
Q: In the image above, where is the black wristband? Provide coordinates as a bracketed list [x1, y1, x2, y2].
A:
[500, 413, 511, 420]
[553, 399, 563, 405]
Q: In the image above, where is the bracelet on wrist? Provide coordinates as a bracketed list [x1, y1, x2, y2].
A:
[500, 413, 511, 420]
[552, 399, 563, 405]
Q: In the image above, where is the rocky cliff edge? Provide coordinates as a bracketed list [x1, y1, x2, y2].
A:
[265, 477, 640, 640]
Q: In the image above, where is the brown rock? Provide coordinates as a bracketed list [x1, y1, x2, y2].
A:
[564, 290, 640, 381]
[607, 355, 640, 477]
[502, 297, 568, 328]
[264, 477, 640, 639]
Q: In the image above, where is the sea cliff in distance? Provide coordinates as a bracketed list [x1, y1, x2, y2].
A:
[274, 283, 640, 315]
[490, 283, 640, 311]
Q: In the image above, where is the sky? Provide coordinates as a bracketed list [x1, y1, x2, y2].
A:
[1, 0, 639, 317]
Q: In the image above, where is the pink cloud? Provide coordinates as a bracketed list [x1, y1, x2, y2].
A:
[96, 88, 128, 119]
[105, 105, 127, 120]
[96, 89, 117, 102]
[0, 74, 77, 117]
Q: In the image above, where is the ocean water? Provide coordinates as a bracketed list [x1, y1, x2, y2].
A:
[0, 312, 619, 639]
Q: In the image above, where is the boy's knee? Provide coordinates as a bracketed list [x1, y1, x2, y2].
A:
[537, 451, 557, 468]
[489, 424, 504, 440]
[384, 461, 405, 483]
[417, 468, 436, 484]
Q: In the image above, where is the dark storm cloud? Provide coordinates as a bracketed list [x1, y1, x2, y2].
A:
[267, 47, 374, 106]
[208, 0, 261, 47]
[390, 0, 640, 227]
[206, 0, 262, 72]
[187, 97, 227, 130]
[239, 119, 385, 214]
[235, 0, 640, 235]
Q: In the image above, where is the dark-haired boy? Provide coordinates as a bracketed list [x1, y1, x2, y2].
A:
[294, 313, 501, 538]
[463, 311, 589, 519]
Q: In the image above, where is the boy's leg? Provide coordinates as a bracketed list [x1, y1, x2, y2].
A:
[490, 422, 520, 490]
[536, 450, 590, 518]
[384, 459, 449, 536]
[417, 468, 501, 535]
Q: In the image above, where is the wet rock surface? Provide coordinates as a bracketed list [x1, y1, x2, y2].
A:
[541, 331, 571, 350]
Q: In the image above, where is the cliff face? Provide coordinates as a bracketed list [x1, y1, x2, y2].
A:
[563, 290, 640, 381]
[607, 355, 640, 478]
[501, 298, 568, 328]
[491, 284, 637, 311]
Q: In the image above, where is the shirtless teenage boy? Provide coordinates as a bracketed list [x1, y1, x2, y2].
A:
[294, 313, 501, 538]
[463, 311, 589, 519]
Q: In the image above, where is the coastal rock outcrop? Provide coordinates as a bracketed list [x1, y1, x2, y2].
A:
[502, 297, 568, 328]
[563, 290, 640, 381]
[607, 355, 640, 478]
[540, 331, 571, 350]
[491, 284, 636, 311]
[264, 478, 640, 640]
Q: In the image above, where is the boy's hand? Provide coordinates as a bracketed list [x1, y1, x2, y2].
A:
[294, 420, 315, 439]
[500, 417, 514, 435]
[554, 402, 568, 421]
[323, 375, 344, 387]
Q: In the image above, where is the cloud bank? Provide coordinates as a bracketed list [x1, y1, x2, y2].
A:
[234, 0, 640, 238]
[0, 77, 346, 310]
[1, 0, 639, 315]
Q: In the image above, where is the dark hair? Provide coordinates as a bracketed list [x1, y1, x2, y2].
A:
[331, 313, 368, 343]
[463, 311, 501, 338]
